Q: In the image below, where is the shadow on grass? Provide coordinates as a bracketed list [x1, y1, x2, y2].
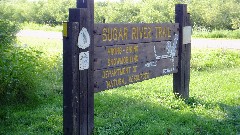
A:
[185, 96, 240, 134]
[94, 91, 239, 135]
[0, 94, 63, 134]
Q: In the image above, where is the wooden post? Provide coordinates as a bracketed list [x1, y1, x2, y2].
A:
[63, 0, 94, 134]
[173, 4, 191, 99]
[63, 21, 80, 135]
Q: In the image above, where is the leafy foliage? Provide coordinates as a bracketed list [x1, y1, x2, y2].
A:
[0, 20, 19, 48]
[0, 46, 42, 104]
[0, 0, 240, 29]
[188, 0, 240, 30]
[0, 0, 75, 25]
[0, 21, 43, 105]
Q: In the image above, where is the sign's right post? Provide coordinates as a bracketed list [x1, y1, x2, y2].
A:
[173, 4, 191, 99]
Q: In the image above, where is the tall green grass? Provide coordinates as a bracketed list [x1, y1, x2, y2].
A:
[192, 29, 240, 39]
[94, 68, 240, 134]
[0, 20, 42, 105]
[1, 36, 62, 104]
[21, 22, 63, 32]
[16, 37, 63, 97]
[0, 36, 239, 134]
[191, 49, 240, 71]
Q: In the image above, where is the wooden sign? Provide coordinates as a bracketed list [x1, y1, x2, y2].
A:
[63, 3, 191, 135]
[93, 23, 179, 92]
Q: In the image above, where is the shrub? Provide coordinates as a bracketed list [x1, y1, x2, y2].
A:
[0, 20, 19, 48]
[0, 20, 42, 105]
[0, 47, 43, 104]
[1, 0, 240, 29]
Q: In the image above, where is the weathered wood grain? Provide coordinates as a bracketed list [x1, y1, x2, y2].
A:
[93, 23, 180, 92]
[93, 57, 178, 92]
[173, 4, 191, 99]
[94, 23, 179, 46]
[94, 41, 179, 70]
[63, 22, 80, 135]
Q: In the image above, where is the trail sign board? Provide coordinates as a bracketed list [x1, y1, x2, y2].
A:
[93, 23, 179, 92]
[63, 2, 191, 134]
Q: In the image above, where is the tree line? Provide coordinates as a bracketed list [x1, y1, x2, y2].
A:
[0, 0, 239, 29]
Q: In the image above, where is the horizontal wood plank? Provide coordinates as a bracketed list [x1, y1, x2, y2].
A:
[93, 57, 178, 92]
[94, 41, 179, 69]
[94, 23, 179, 46]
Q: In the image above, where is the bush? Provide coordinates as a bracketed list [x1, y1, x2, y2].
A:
[1, 0, 240, 30]
[0, 21, 42, 105]
[0, 20, 19, 48]
[188, 0, 240, 30]
[94, 0, 240, 30]
[0, 47, 43, 104]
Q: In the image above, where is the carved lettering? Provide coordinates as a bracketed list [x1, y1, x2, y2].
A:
[106, 78, 126, 89]
[128, 72, 150, 83]
[131, 26, 152, 40]
[148, 27, 152, 39]
[102, 27, 128, 42]
[107, 47, 123, 55]
[107, 55, 139, 67]
[113, 28, 118, 41]
[118, 28, 123, 40]
[133, 66, 137, 73]
[132, 27, 138, 40]
[124, 27, 128, 40]
[102, 66, 133, 79]
[102, 28, 107, 41]
[155, 26, 171, 38]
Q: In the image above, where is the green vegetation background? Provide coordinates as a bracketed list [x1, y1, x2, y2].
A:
[0, 0, 240, 30]
[0, 0, 240, 134]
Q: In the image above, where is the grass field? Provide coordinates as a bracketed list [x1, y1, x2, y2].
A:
[192, 29, 240, 39]
[0, 37, 239, 134]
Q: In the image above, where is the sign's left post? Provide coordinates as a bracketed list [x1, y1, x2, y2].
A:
[63, 0, 94, 134]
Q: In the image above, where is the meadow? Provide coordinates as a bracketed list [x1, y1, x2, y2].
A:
[0, 36, 239, 134]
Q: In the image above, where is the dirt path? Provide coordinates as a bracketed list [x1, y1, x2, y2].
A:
[17, 30, 240, 49]
[17, 30, 62, 39]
